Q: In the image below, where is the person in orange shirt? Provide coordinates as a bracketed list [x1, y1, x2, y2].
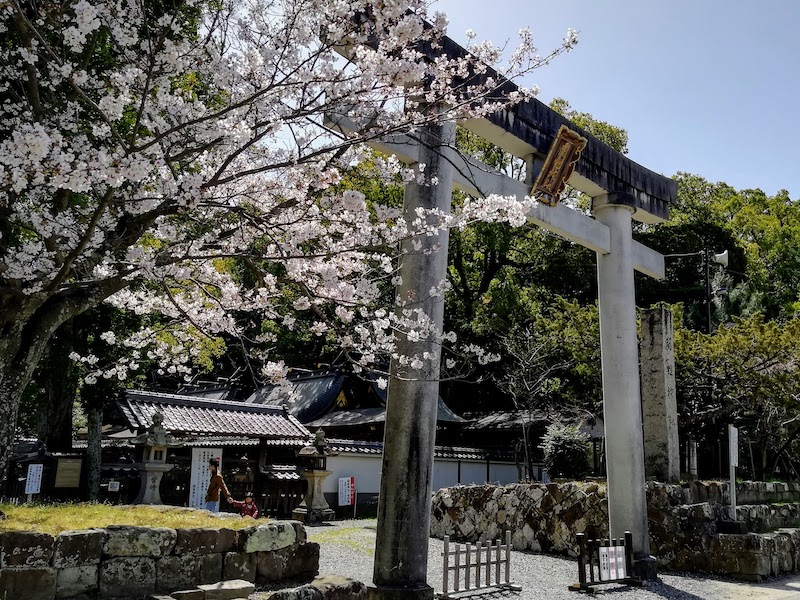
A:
[204, 458, 229, 512]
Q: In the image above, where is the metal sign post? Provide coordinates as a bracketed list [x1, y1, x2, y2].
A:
[729, 425, 738, 520]
[25, 463, 44, 503]
[338, 476, 356, 518]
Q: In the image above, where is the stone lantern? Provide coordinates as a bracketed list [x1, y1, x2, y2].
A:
[292, 429, 337, 523]
[131, 412, 182, 505]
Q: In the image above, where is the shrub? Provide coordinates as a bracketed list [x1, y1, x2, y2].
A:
[540, 422, 591, 479]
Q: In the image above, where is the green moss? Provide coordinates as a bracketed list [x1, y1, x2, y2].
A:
[0, 503, 256, 535]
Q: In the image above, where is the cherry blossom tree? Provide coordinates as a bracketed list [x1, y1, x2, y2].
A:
[0, 0, 576, 480]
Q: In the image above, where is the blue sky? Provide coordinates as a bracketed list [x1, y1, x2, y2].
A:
[435, 0, 799, 198]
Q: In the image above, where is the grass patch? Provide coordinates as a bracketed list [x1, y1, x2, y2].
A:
[0, 503, 256, 535]
[307, 525, 375, 555]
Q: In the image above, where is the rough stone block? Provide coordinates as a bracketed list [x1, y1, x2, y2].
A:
[256, 542, 319, 582]
[0, 567, 57, 600]
[100, 556, 157, 597]
[738, 552, 772, 577]
[56, 564, 99, 598]
[0, 531, 55, 567]
[268, 575, 367, 600]
[171, 589, 206, 600]
[103, 526, 177, 558]
[156, 554, 199, 593]
[240, 522, 296, 553]
[287, 520, 307, 544]
[53, 529, 104, 568]
[174, 528, 238, 555]
[198, 579, 256, 600]
[199, 552, 223, 584]
[223, 552, 256, 582]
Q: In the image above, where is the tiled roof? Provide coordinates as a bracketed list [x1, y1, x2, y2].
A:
[261, 464, 301, 481]
[370, 382, 467, 424]
[305, 403, 466, 429]
[306, 407, 386, 428]
[117, 390, 310, 440]
[462, 410, 546, 431]
[325, 438, 511, 462]
[72, 435, 305, 450]
[248, 370, 467, 425]
[247, 372, 347, 422]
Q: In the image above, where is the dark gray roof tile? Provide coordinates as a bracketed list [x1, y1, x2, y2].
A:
[118, 390, 310, 439]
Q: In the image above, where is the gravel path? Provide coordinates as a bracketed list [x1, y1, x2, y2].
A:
[305, 519, 800, 599]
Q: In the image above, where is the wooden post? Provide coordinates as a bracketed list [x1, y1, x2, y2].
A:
[454, 542, 460, 592]
[505, 531, 511, 585]
[576, 533, 587, 588]
[443, 536, 449, 594]
[465, 542, 471, 589]
[624, 531, 634, 580]
[495, 539, 501, 585]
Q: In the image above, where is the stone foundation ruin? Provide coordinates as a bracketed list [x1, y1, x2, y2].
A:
[431, 480, 800, 581]
[0, 520, 318, 599]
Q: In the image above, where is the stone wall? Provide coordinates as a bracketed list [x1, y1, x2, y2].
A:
[0, 521, 319, 600]
[430, 481, 800, 581]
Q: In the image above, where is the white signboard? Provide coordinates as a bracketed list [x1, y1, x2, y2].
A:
[729, 425, 739, 468]
[189, 448, 222, 509]
[107, 480, 120, 492]
[338, 476, 355, 506]
[25, 464, 44, 495]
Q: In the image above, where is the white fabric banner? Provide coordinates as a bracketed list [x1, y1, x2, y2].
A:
[189, 448, 222, 508]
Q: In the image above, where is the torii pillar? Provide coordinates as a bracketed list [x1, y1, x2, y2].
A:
[370, 106, 455, 600]
[593, 193, 656, 576]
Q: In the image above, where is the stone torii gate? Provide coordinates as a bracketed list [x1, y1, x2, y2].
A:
[328, 34, 677, 600]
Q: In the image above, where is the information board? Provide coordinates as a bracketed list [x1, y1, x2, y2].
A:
[54, 458, 82, 488]
[189, 448, 222, 509]
[338, 476, 355, 506]
[107, 481, 120, 492]
[25, 464, 44, 495]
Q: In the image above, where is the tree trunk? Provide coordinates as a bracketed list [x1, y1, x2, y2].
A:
[87, 406, 103, 501]
[0, 277, 128, 486]
[0, 338, 46, 486]
[36, 320, 79, 452]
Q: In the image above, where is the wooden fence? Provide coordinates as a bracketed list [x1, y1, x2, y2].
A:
[439, 531, 520, 598]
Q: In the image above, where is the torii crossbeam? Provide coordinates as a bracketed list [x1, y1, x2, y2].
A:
[329, 31, 677, 600]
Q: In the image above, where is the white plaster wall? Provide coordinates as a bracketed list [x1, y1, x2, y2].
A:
[489, 462, 519, 485]
[323, 453, 519, 495]
[432, 460, 459, 491]
[459, 461, 489, 485]
[323, 454, 383, 495]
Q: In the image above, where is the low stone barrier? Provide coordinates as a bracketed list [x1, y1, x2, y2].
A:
[430, 481, 800, 581]
[266, 575, 367, 599]
[0, 521, 319, 600]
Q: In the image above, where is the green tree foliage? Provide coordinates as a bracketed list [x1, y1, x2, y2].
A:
[540, 421, 591, 479]
[638, 173, 800, 327]
[675, 310, 800, 479]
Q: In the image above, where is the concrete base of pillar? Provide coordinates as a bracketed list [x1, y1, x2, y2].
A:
[367, 584, 434, 600]
[717, 520, 748, 534]
[291, 507, 336, 524]
[633, 555, 659, 581]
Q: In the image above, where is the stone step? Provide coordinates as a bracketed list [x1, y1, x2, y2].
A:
[198, 579, 256, 600]
[172, 590, 206, 600]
